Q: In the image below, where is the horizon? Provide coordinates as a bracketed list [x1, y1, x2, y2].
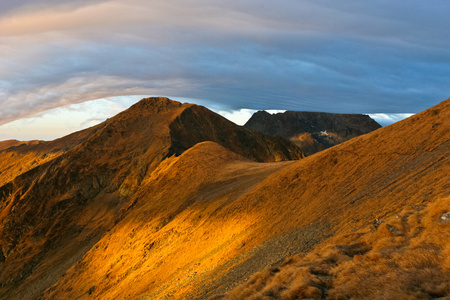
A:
[0, 95, 415, 141]
[1, 1, 449, 140]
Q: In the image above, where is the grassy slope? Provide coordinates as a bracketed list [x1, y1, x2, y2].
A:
[39, 99, 449, 299]
[0, 98, 190, 299]
[0, 124, 106, 187]
[43, 141, 297, 299]
[0, 97, 304, 300]
[220, 99, 450, 299]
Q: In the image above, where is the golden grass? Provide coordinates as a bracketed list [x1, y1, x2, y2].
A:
[1, 98, 449, 299]
[223, 196, 450, 299]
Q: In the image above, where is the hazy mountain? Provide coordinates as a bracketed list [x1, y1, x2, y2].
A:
[0, 97, 448, 299]
[245, 111, 381, 155]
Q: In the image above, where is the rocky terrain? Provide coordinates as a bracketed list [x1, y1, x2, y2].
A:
[245, 111, 381, 155]
[0, 96, 449, 299]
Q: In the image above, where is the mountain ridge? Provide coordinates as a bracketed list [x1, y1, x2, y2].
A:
[0, 97, 304, 299]
[245, 110, 381, 155]
[0, 97, 448, 299]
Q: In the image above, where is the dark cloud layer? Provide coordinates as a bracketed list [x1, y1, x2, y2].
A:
[1, 0, 449, 125]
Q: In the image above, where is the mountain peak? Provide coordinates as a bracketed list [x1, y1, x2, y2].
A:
[0, 97, 449, 300]
[245, 110, 381, 155]
[127, 97, 186, 113]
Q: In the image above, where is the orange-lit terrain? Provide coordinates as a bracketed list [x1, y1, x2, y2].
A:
[221, 195, 450, 299]
[0, 127, 104, 187]
[0, 97, 449, 299]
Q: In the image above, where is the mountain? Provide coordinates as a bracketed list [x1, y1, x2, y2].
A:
[0, 97, 303, 300]
[244, 111, 381, 155]
[0, 97, 449, 299]
[220, 100, 450, 299]
[0, 126, 106, 187]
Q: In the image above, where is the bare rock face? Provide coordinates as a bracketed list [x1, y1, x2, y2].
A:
[439, 212, 450, 223]
[245, 110, 381, 155]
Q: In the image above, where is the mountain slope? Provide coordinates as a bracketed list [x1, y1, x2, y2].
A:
[0, 97, 304, 300]
[218, 99, 450, 299]
[245, 111, 381, 155]
[222, 196, 450, 299]
[169, 105, 303, 162]
[0, 97, 448, 299]
[0, 125, 105, 187]
[43, 141, 301, 299]
[15, 98, 447, 299]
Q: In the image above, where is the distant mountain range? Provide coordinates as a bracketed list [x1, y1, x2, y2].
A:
[245, 110, 381, 155]
[0, 97, 448, 299]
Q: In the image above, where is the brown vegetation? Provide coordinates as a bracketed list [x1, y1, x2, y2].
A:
[222, 197, 450, 299]
[0, 97, 448, 299]
[0, 97, 303, 299]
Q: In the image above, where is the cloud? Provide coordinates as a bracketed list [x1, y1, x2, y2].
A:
[215, 109, 257, 126]
[1, 0, 449, 128]
[0, 96, 143, 141]
[368, 113, 414, 127]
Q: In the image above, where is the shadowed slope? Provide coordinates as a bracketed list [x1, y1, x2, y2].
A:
[170, 105, 304, 162]
[0, 97, 303, 300]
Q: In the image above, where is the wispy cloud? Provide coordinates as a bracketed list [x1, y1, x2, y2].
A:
[1, 0, 449, 127]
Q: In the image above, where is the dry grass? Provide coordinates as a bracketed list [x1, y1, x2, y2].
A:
[1, 98, 448, 299]
[222, 197, 450, 299]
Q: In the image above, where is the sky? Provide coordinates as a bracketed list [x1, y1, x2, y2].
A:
[1, 0, 449, 140]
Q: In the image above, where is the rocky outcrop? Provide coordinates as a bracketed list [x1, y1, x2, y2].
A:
[440, 212, 450, 223]
[245, 110, 381, 155]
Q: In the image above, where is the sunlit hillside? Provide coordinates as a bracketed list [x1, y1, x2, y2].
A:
[0, 97, 448, 299]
